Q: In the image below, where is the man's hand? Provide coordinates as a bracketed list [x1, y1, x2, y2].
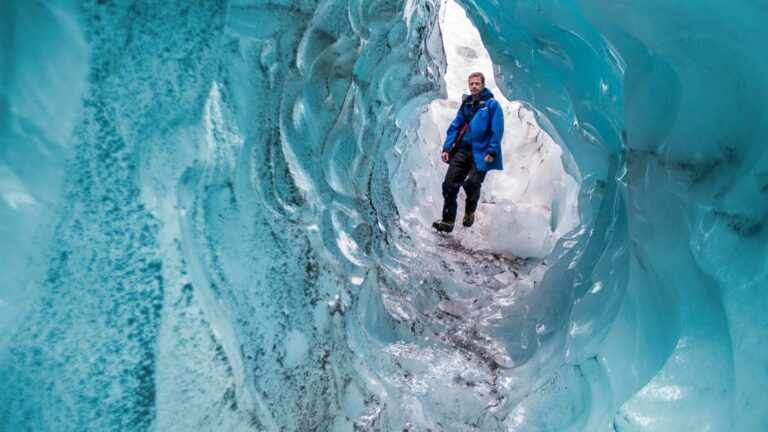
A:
[441, 151, 450, 163]
[484, 154, 494, 163]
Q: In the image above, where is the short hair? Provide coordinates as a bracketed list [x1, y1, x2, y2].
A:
[468, 72, 485, 84]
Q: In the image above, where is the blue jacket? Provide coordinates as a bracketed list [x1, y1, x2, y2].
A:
[442, 88, 504, 171]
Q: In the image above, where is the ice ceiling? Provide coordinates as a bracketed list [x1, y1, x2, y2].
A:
[1, 0, 767, 431]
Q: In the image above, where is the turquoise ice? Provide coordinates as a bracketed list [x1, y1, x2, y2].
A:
[1, 0, 766, 430]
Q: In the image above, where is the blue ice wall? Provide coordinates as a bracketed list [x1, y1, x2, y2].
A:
[1, 0, 766, 431]
[460, 0, 768, 430]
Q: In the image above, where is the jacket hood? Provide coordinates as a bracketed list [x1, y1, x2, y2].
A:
[461, 88, 495, 105]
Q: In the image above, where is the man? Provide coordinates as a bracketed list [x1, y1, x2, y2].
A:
[433, 72, 504, 233]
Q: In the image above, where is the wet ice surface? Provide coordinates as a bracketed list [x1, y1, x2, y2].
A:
[388, 229, 543, 362]
[372, 225, 551, 429]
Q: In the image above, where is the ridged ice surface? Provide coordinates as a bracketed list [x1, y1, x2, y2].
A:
[1, 0, 767, 431]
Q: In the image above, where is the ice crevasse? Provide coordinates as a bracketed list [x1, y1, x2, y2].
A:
[0, 0, 766, 431]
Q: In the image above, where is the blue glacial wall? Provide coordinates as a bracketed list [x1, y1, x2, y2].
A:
[1, 0, 766, 431]
[460, 1, 768, 429]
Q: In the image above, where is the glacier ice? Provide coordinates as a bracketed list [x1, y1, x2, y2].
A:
[1, 0, 767, 431]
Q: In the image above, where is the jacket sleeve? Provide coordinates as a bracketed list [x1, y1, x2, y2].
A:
[442, 104, 466, 152]
[486, 100, 504, 157]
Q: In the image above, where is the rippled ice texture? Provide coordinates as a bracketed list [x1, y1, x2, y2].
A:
[1, 0, 767, 431]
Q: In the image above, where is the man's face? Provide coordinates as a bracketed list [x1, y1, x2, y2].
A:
[468, 76, 484, 96]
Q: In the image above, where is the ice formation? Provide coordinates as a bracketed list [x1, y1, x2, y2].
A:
[1, 0, 766, 431]
[394, 0, 580, 260]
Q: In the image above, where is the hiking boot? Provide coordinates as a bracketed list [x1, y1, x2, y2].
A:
[432, 220, 454, 233]
[463, 211, 475, 227]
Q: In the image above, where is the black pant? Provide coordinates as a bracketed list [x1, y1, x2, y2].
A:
[441, 151, 487, 223]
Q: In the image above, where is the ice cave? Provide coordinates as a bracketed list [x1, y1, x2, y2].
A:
[1, 0, 766, 430]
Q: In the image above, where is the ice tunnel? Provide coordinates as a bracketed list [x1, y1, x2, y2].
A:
[1, 0, 767, 431]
